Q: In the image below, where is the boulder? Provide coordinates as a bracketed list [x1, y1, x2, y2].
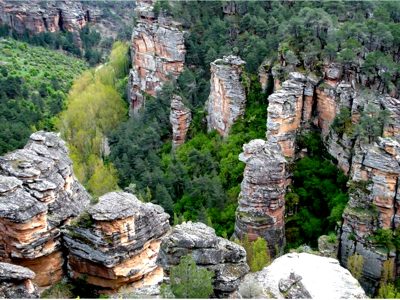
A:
[0, 131, 90, 286]
[236, 252, 366, 299]
[63, 191, 170, 291]
[0, 262, 39, 298]
[157, 222, 249, 297]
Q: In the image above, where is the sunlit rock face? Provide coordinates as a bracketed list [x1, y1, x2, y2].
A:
[63, 191, 170, 291]
[157, 221, 249, 298]
[0, 131, 90, 287]
[234, 139, 286, 258]
[206, 55, 246, 137]
[0, 262, 39, 298]
[236, 252, 367, 299]
[170, 95, 191, 148]
[128, 0, 185, 115]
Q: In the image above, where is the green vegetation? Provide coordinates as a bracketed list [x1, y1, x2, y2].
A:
[0, 38, 86, 155]
[347, 253, 364, 280]
[285, 132, 349, 249]
[40, 280, 74, 299]
[58, 41, 129, 197]
[161, 255, 214, 298]
[110, 76, 267, 236]
[235, 235, 271, 272]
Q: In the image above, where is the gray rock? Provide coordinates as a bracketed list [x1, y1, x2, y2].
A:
[0, 262, 39, 298]
[170, 95, 191, 148]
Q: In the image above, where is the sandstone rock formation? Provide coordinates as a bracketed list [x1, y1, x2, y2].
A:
[170, 95, 191, 148]
[63, 191, 170, 291]
[128, 0, 185, 115]
[0, 131, 91, 287]
[157, 221, 249, 297]
[236, 252, 366, 299]
[234, 139, 286, 257]
[206, 55, 247, 137]
[0, 262, 39, 298]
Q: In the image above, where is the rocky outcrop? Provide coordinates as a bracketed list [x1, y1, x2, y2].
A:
[0, 262, 39, 298]
[157, 222, 249, 297]
[0, 131, 90, 287]
[63, 191, 170, 291]
[318, 235, 339, 258]
[0, 0, 88, 35]
[206, 55, 246, 137]
[128, 0, 185, 115]
[170, 95, 191, 148]
[234, 139, 286, 257]
[236, 252, 366, 299]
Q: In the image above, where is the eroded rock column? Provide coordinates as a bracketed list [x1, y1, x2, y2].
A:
[206, 55, 246, 137]
[234, 139, 286, 257]
[170, 95, 191, 148]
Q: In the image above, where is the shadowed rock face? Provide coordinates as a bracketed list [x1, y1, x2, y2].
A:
[157, 221, 249, 298]
[234, 139, 286, 257]
[0, 131, 91, 287]
[170, 95, 191, 148]
[206, 55, 246, 137]
[236, 252, 366, 299]
[0, 262, 39, 298]
[63, 191, 170, 291]
[128, 0, 185, 116]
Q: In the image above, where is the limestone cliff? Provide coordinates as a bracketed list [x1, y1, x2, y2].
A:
[0, 262, 39, 298]
[206, 55, 247, 137]
[157, 221, 249, 298]
[234, 139, 286, 257]
[170, 95, 191, 148]
[128, 0, 185, 115]
[0, 131, 90, 287]
[63, 191, 170, 291]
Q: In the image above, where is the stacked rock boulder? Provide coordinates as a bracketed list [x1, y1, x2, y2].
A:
[63, 191, 170, 291]
[0, 131, 90, 286]
[157, 221, 249, 297]
[0, 262, 39, 298]
[234, 139, 287, 257]
[206, 55, 247, 137]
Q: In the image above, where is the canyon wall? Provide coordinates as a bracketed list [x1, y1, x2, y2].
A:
[128, 0, 185, 115]
[0, 131, 91, 287]
[206, 55, 247, 137]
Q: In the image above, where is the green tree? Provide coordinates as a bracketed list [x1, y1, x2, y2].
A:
[170, 255, 214, 298]
[250, 237, 270, 272]
[347, 253, 364, 280]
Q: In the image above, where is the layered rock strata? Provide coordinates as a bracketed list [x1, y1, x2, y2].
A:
[0, 262, 39, 298]
[234, 139, 286, 257]
[236, 252, 366, 299]
[63, 191, 170, 290]
[170, 95, 191, 148]
[206, 55, 247, 137]
[0, 131, 90, 287]
[157, 221, 249, 297]
[128, 0, 185, 115]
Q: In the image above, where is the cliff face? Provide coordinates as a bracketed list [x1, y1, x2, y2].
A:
[157, 221, 249, 298]
[206, 55, 247, 137]
[128, 0, 185, 115]
[234, 139, 286, 257]
[0, 131, 90, 287]
[63, 191, 170, 291]
[0, 0, 89, 35]
[0, 262, 39, 299]
[170, 95, 191, 148]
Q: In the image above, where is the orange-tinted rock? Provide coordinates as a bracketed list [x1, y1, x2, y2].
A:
[170, 95, 191, 148]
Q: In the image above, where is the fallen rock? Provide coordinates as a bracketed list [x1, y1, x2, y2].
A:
[236, 252, 366, 299]
[0, 262, 39, 298]
[0, 131, 90, 287]
[63, 191, 170, 290]
[206, 55, 246, 137]
[157, 221, 249, 297]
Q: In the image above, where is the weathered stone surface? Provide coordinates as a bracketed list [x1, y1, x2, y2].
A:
[0, 262, 39, 298]
[64, 191, 170, 290]
[206, 55, 246, 137]
[170, 95, 191, 148]
[234, 139, 286, 257]
[236, 252, 366, 299]
[128, 0, 185, 115]
[0, 131, 91, 286]
[157, 222, 249, 297]
[317, 235, 339, 258]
